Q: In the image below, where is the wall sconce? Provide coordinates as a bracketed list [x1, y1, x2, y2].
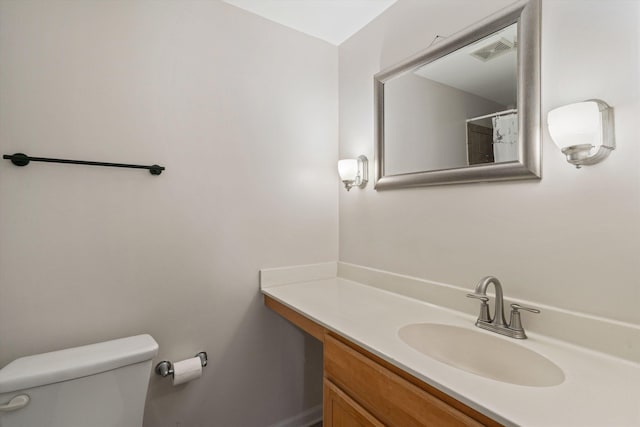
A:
[547, 99, 615, 168]
[338, 155, 368, 191]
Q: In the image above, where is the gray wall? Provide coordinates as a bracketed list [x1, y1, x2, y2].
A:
[339, 0, 640, 325]
[0, 1, 337, 426]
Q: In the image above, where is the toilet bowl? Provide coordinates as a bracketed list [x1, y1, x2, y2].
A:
[0, 334, 158, 427]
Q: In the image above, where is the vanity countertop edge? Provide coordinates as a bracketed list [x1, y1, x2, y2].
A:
[260, 266, 640, 427]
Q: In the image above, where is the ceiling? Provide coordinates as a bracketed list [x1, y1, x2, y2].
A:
[222, 0, 397, 45]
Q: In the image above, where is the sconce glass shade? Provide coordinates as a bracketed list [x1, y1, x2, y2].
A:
[338, 155, 368, 190]
[547, 99, 615, 168]
[338, 159, 358, 181]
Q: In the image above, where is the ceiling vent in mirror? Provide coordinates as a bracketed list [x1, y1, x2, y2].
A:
[471, 38, 515, 62]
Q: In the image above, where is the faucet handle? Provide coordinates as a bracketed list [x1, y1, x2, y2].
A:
[509, 304, 540, 337]
[466, 293, 489, 302]
[467, 294, 491, 322]
[510, 303, 540, 314]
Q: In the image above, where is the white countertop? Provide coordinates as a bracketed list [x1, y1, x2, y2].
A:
[262, 277, 640, 427]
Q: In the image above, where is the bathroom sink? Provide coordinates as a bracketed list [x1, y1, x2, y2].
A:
[398, 323, 564, 387]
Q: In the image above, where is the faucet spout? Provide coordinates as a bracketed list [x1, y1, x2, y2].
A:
[474, 276, 507, 327]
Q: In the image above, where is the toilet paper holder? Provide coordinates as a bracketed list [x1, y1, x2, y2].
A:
[155, 352, 208, 378]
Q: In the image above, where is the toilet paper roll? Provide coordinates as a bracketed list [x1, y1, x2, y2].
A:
[172, 356, 203, 386]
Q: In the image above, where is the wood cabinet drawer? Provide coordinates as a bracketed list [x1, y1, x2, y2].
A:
[324, 378, 385, 427]
[324, 333, 492, 427]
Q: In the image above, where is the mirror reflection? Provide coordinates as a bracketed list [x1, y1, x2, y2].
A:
[383, 23, 518, 175]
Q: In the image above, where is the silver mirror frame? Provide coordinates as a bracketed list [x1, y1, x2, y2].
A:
[374, 0, 541, 189]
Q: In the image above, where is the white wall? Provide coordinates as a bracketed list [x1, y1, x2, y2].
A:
[0, 1, 337, 426]
[339, 0, 640, 325]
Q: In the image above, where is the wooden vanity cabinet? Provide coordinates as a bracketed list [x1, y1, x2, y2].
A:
[264, 296, 501, 427]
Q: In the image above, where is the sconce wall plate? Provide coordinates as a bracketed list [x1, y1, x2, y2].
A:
[548, 99, 615, 168]
[338, 155, 368, 191]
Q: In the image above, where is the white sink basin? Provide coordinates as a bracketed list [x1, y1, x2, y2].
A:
[398, 323, 564, 387]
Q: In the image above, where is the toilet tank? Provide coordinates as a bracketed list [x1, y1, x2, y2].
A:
[0, 334, 158, 427]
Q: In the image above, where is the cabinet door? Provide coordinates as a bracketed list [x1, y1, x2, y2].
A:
[324, 379, 384, 427]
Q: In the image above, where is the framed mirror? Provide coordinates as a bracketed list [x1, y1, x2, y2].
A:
[374, 0, 540, 189]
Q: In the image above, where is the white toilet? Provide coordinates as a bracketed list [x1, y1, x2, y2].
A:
[0, 334, 158, 427]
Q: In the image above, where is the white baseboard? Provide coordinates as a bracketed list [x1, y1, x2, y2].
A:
[267, 405, 322, 427]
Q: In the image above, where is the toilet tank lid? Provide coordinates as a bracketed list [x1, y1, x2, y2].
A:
[0, 334, 159, 393]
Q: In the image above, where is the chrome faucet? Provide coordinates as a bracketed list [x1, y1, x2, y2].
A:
[467, 276, 539, 339]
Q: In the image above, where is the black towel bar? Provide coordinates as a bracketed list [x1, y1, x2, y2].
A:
[3, 153, 165, 175]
